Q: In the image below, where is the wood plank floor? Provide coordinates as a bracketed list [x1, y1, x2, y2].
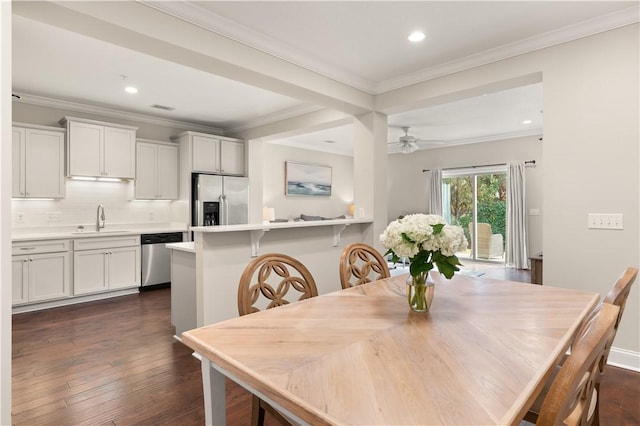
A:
[12, 267, 640, 425]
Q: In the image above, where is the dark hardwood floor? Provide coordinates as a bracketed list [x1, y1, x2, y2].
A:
[12, 267, 640, 425]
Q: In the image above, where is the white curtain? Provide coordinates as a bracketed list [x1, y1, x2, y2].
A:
[427, 169, 442, 215]
[506, 162, 528, 269]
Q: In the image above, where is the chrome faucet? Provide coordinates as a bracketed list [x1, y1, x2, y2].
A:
[96, 204, 106, 231]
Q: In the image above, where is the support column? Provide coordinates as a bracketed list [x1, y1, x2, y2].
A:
[353, 112, 388, 250]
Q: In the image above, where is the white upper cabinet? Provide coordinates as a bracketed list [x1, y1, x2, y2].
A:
[135, 139, 178, 200]
[61, 117, 137, 179]
[220, 139, 245, 176]
[174, 131, 245, 176]
[192, 134, 220, 173]
[12, 124, 65, 199]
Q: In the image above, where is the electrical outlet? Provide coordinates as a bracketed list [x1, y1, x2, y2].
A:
[587, 214, 623, 230]
[15, 212, 24, 223]
[47, 212, 62, 222]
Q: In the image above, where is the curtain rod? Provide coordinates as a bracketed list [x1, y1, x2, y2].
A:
[422, 160, 535, 173]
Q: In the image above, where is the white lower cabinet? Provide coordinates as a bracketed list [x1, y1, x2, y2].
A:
[11, 240, 71, 306]
[73, 236, 141, 296]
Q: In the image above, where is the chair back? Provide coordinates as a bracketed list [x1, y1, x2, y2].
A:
[339, 243, 390, 289]
[536, 303, 619, 426]
[237, 253, 318, 316]
[603, 267, 638, 331]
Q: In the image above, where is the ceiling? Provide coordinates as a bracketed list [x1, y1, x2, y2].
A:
[11, 1, 638, 156]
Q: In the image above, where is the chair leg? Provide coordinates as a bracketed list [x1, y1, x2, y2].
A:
[250, 394, 266, 426]
[591, 385, 601, 426]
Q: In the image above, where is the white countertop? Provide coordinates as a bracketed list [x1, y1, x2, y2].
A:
[190, 217, 373, 233]
[166, 242, 195, 253]
[12, 224, 188, 242]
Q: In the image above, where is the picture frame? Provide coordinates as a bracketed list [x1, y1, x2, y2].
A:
[285, 161, 332, 196]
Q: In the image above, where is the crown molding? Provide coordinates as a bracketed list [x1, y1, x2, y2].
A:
[225, 104, 325, 135]
[12, 92, 224, 134]
[140, 1, 377, 94]
[144, 2, 639, 96]
[375, 5, 640, 94]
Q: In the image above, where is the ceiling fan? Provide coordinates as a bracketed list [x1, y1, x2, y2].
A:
[389, 126, 444, 154]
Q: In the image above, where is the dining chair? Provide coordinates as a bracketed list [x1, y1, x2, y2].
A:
[534, 302, 619, 426]
[237, 253, 318, 426]
[339, 242, 391, 289]
[524, 267, 637, 425]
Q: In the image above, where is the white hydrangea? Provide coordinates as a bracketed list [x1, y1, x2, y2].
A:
[380, 213, 467, 259]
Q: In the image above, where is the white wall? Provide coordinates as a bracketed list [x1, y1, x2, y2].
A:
[1, 2, 12, 422]
[262, 143, 354, 220]
[387, 136, 543, 256]
[381, 24, 639, 367]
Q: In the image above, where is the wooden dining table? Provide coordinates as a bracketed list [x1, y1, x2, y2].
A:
[181, 273, 599, 425]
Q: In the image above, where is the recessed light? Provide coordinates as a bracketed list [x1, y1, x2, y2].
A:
[408, 31, 426, 43]
[522, 119, 532, 125]
[125, 86, 138, 94]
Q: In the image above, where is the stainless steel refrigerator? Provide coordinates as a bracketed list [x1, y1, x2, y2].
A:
[191, 173, 249, 226]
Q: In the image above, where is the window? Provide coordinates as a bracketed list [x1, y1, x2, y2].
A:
[442, 166, 506, 262]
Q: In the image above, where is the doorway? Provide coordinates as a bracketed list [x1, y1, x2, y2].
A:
[442, 166, 507, 263]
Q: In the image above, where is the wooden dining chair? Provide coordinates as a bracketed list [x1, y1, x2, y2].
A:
[339, 243, 391, 289]
[534, 302, 619, 426]
[237, 253, 318, 425]
[524, 267, 637, 425]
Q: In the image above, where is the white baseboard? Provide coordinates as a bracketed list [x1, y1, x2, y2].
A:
[607, 346, 640, 372]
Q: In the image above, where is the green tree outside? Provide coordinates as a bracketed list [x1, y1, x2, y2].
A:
[443, 173, 507, 250]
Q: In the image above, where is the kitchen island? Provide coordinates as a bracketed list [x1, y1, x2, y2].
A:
[189, 218, 374, 327]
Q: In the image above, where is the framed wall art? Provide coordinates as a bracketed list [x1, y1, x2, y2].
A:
[285, 161, 332, 196]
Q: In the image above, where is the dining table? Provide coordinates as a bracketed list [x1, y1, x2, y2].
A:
[181, 272, 599, 426]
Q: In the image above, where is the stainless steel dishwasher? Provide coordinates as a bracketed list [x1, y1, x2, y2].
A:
[140, 232, 183, 290]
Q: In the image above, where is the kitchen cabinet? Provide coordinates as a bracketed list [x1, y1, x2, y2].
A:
[135, 139, 178, 200]
[12, 124, 65, 199]
[61, 116, 137, 179]
[174, 131, 245, 176]
[73, 235, 141, 295]
[12, 239, 71, 305]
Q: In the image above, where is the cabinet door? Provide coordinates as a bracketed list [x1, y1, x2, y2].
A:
[192, 135, 219, 173]
[28, 252, 70, 302]
[107, 246, 140, 290]
[104, 127, 136, 178]
[68, 121, 103, 177]
[12, 127, 26, 198]
[220, 139, 245, 175]
[12, 256, 28, 305]
[156, 144, 178, 199]
[135, 142, 157, 199]
[74, 250, 108, 295]
[25, 129, 65, 198]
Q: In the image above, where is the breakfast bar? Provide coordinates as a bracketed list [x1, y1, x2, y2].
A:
[190, 218, 374, 327]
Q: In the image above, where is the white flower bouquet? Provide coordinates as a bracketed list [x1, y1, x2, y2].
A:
[380, 213, 468, 280]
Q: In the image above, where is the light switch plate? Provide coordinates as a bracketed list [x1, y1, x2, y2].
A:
[588, 213, 623, 230]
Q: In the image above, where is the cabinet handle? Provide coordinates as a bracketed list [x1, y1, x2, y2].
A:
[23, 259, 28, 263]
[29, 258, 33, 262]
[20, 247, 35, 251]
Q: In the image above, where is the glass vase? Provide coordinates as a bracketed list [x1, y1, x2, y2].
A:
[406, 273, 435, 313]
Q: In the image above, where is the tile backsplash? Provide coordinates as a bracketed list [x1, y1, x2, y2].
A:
[11, 180, 180, 230]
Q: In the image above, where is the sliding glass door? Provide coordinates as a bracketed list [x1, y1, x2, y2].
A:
[442, 166, 507, 262]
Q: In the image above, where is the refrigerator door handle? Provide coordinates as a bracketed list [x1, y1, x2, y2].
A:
[196, 200, 204, 226]
[219, 194, 228, 225]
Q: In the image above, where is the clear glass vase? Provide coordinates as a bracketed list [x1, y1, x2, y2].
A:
[406, 273, 435, 313]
